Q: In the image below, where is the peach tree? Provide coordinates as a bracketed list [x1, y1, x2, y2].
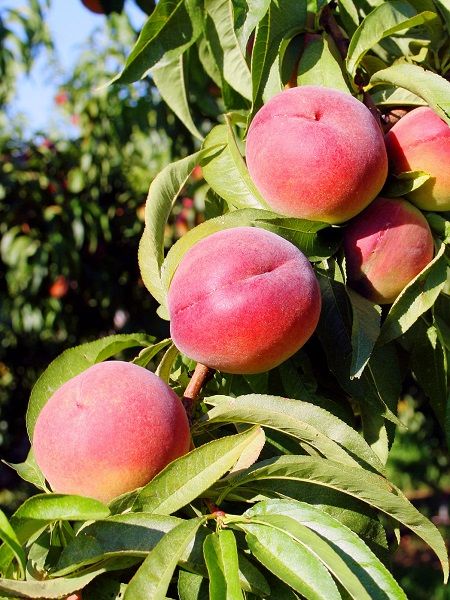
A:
[1, 0, 450, 598]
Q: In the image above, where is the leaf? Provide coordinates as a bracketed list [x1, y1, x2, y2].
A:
[139, 151, 203, 306]
[0, 566, 106, 599]
[250, 0, 307, 117]
[203, 530, 244, 599]
[4, 449, 48, 491]
[123, 518, 206, 600]
[370, 63, 450, 124]
[426, 213, 450, 244]
[132, 427, 265, 514]
[346, 0, 438, 76]
[14, 493, 109, 524]
[214, 455, 449, 581]
[56, 513, 206, 575]
[132, 339, 172, 367]
[200, 123, 269, 210]
[378, 242, 447, 345]
[371, 85, 428, 106]
[0, 510, 26, 580]
[26, 333, 154, 438]
[195, 394, 385, 473]
[113, 0, 202, 84]
[347, 289, 382, 379]
[408, 320, 448, 425]
[297, 34, 351, 93]
[244, 499, 407, 599]
[152, 55, 204, 140]
[243, 523, 341, 600]
[205, 0, 252, 100]
[382, 170, 431, 197]
[155, 343, 180, 382]
[178, 570, 209, 600]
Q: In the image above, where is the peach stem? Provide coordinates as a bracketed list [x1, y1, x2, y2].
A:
[182, 363, 214, 422]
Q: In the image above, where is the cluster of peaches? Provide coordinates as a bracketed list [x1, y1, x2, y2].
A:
[32, 85, 449, 504]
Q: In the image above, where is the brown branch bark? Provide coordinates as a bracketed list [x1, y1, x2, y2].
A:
[182, 362, 214, 423]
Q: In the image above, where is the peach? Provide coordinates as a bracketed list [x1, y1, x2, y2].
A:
[245, 86, 388, 224]
[33, 361, 190, 503]
[168, 227, 321, 374]
[385, 106, 450, 211]
[344, 197, 434, 304]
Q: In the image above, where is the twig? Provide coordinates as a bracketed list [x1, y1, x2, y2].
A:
[182, 362, 213, 423]
[320, 4, 349, 61]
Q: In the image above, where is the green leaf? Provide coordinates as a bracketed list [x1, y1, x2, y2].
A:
[133, 427, 265, 514]
[196, 394, 385, 473]
[152, 55, 204, 140]
[203, 530, 244, 599]
[205, 0, 252, 100]
[0, 566, 106, 599]
[347, 289, 382, 379]
[371, 85, 427, 106]
[244, 500, 407, 599]
[14, 493, 109, 523]
[132, 339, 172, 367]
[56, 512, 205, 575]
[0, 510, 26, 580]
[201, 123, 269, 210]
[378, 242, 447, 345]
[214, 455, 449, 581]
[338, 0, 361, 35]
[114, 0, 202, 84]
[4, 449, 48, 491]
[426, 213, 450, 244]
[243, 523, 341, 600]
[155, 343, 180, 382]
[250, 0, 307, 116]
[382, 170, 431, 197]
[297, 34, 351, 93]
[123, 517, 206, 600]
[139, 151, 203, 306]
[409, 320, 448, 425]
[370, 63, 450, 124]
[346, 0, 438, 76]
[178, 570, 209, 600]
[26, 333, 154, 438]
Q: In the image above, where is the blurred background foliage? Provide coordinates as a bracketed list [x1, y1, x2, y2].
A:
[0, 1, 448, 597]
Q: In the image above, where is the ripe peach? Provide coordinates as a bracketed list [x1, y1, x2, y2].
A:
[245, 86, 388, 224]
[385, 106, 450, 211]
[33, 361, 190, 503]
[344, 197, 434, 304]
[168, 227, 321, 374]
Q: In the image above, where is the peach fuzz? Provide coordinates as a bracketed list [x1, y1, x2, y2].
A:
[168, 227, 321, 374]
[344, 197, 434, 304]
[245, 86, 388, 224]
[385, 106, 450, 211]
[33, 361, 190, 503]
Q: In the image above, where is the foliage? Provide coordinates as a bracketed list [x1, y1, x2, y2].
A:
[1, 0, 450, 598]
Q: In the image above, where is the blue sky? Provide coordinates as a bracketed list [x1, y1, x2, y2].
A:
[8, 0, 145, 133]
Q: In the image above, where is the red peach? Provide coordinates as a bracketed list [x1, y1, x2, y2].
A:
[246, 86, 388, 224]
[168, 227, 321, 374]
[344, 197, 434, 304]
[33, 361, 190, 503]
[385, 107, 450, 212]
[49, 276, 69, 299]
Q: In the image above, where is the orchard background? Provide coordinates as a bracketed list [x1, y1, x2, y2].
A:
[0, 0, 449, 598]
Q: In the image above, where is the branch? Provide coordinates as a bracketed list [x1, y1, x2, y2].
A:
[182, 362, 214, 423]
